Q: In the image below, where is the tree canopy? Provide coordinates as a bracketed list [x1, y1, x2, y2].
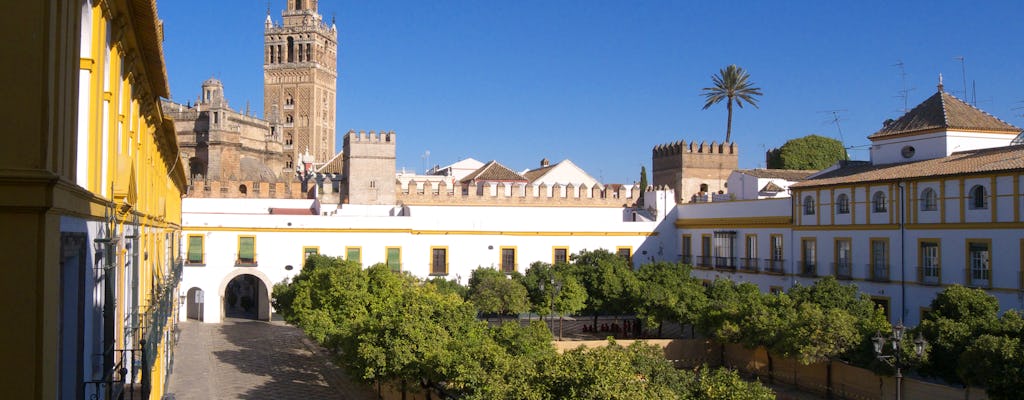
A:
[701, 64, 763, 143]
[765, 134, 846, 170]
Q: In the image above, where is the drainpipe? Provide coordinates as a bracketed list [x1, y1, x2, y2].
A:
[898, 182, 906, 322]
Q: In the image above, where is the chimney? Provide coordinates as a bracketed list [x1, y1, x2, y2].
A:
[540, 158, 550, 167]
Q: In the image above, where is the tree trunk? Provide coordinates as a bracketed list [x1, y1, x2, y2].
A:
[826, 359, 833, 399]
[401, 379, 407, 400]
[658, 321, 663, 338]
[767, 352, 774, 384]
[726, 98, 734, 143]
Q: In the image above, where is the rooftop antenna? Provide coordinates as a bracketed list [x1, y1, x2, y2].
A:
[892, 60, 912, 113]
[818, 109, 849, 160]
[954, 56, 970, 104]
[421, 150, 430, 174]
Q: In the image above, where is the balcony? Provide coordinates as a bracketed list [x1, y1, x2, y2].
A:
[714, 256, 737, 271]
[968, 269, 991, 289]
[738, 258, 759, 273]
[83, 347, 148, 400]
[918, 265, 941, 286]
[763, 259, 785, 274]
[694, 256, 714, 269]
[867, 264, 890, 282]
[501, 263, 518, 274]
[235, 253, 258, 267]
[833, 261, 852, 280]
[680, 254, 692, 265]
[798, 261, 818, 277]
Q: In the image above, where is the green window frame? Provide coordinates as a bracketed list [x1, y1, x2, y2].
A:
[238, 236, 256, 265]
[346, 246, 361, 263]
[386, 247, 401, 272]
[186, 235, 204, 265]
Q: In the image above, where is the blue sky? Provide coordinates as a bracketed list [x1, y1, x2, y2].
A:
[158, 1, 1024, 184]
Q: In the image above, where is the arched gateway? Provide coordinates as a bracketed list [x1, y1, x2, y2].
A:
[218, 270, 272, 321]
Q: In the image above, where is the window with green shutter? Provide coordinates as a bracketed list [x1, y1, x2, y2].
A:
[238, 236, 255, 264]
[303, 246, 318, 260]
[187, 235, 204, 264]
[346, 247, 361, 263]
[386, 247, 401, 272]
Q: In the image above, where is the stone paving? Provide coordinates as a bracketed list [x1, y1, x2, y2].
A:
[166, 318, 376, 400]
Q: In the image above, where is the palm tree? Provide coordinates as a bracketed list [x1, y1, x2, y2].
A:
[701, 64, 763, 143]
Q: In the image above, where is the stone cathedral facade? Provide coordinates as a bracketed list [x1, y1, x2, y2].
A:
[264, 0, 339, 167]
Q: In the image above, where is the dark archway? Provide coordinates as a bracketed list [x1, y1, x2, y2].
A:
[224, 275, 268, 320]
[186, 287, 205, 321]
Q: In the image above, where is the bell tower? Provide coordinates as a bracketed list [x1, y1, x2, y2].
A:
[264, 0, 338, 167]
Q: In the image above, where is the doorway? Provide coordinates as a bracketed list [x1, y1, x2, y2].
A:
[224, 274, 267, 320]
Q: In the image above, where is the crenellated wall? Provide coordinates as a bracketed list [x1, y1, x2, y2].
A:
[652, 140, 738, 204]
[396, 180, 640, 206]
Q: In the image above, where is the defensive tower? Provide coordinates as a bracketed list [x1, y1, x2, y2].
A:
[652, 141, 738, 203]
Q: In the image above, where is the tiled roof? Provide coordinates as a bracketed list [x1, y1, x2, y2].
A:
[760, 181, 785, 193]
[316, 151, 344, 174]
[736, 169, 816, 180]
[523, 164, 556, 182]
[868, 90, 1020, 139]
[460, 161, 528, 183]
[791, 145, 1024, 188]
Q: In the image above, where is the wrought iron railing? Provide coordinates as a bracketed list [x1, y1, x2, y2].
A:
[867, 263, 890, 282]
[83, 346, 146, 400]
[798, 261, 817, 277]
[833, 261, 852, 280]
[680, 254, 692, 265]
[714, 256, 737, 270]
[694, 256, 713, 269]
[738, 258, 759, 272]
[763, 259, 785, 274]
[917, 265, 941, 286]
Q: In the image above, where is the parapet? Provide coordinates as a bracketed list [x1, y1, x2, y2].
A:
[344, 129, 396, 144]
[396, 180, 641, 207]
[652, 140, 737, 157]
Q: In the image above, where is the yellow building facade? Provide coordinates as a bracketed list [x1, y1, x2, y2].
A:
[0, 1, 185, 399]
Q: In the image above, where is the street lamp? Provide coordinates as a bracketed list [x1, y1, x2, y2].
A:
[873, 321, 927, 400]
[538, 277, 563, 340]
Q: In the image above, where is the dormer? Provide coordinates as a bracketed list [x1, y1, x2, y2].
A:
[868, 76, 1020, 165]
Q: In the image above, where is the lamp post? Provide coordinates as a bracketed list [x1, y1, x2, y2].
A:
[872, 321, 927, 400]
[538, 276, 563, 340]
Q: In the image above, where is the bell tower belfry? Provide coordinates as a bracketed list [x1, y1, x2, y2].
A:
[264, 0, 338, 167]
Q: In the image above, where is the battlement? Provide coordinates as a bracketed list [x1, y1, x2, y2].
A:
[652, 140, 736, 157]
[396, 180, 641, 207]
[187, 173, 343, 200]
[344, 129, 396, 144]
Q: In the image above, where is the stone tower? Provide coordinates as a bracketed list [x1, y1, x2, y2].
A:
[342, 130, 397, 205]
[652, 141, 738, 203]
[264, 0, 338, 167]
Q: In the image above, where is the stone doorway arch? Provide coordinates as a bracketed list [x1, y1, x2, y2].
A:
[218, 270, 272, 321]
[186, 287, 205, 321]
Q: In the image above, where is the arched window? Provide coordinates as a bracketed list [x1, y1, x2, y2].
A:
[287, 37, 295, 62]
[836, 193, 850, 214]
[872, 191, 887, 212]
[920, 188, 938, 211]
[699, 183, 709, 193]
[803, 195, 816, 215]
[969, 185, 988, 209]
[285, 114, 293, 123]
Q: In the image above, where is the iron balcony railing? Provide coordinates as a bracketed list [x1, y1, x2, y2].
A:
[867, 263, 890, 282]
[833, 261, 853, 280]
[738, 258, 759, 273]
[234, 253, 258, 267]
[798, 261, 818, 277]
[501, 263, 518, 274]
[763, 259, 785, 274]
[714, 256, 737, 270]
[694, 256, 714, 269]
[917, 265, 941, 286]
[680, 254, 692, 265]
[83, 346, 147, 400]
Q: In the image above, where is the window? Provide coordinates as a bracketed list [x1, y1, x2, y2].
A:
[919, 241, 940, 285]
[920, 188, 938, 211]
[500, 247, 517, 273]
[386, 247, 401, 273]
[237, 236, 256, 265]
[769, 286, 784, 295]
[969, 185, 988, 209]
[870, 239, 888, 281]
[186, 235, 204, 265]
[834, 239, 852, 279]
[681, 235, 692, 264]
[836, 193, 850, 214]
[872, 297, 891, 321]
[617, 247, 632, 267]
[803, 195, 816, 215]
[744, 234, 757, 261]
[431, 247, 448, 275]
[713, 231, 737, 268]
[346, 247, 361, 264]
[700, 235, 712, 268]
[553, 247, 569, 265]
[303, 246, 319, 260]
[968, 241, 991, 287]
[800, 238, 817, 276]
[768, 234, 784, 273]
[872, 191, 887, 212]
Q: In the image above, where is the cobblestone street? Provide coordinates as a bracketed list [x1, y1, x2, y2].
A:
[167, 319, 375, 400]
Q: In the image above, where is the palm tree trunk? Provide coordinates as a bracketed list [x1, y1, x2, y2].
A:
[726, 98, 734, 143]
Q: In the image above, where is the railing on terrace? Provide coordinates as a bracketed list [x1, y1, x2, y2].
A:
[714, 257, 737, 270]
[83, 346, 147, 400]
[738, 258, 759, 273]
[918, 265, 941, 286]
[763, 259, 785, 274]
[694, 256, 713, 269]
[833, 261, 852, 280]
[798, 261, 817, 277]
[867, 264, 890, 282]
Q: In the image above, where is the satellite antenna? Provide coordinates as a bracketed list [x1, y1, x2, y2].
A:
[818, 109, 849, 161]
[892, 60, 913, 113]
[953, 56, 972, 105]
